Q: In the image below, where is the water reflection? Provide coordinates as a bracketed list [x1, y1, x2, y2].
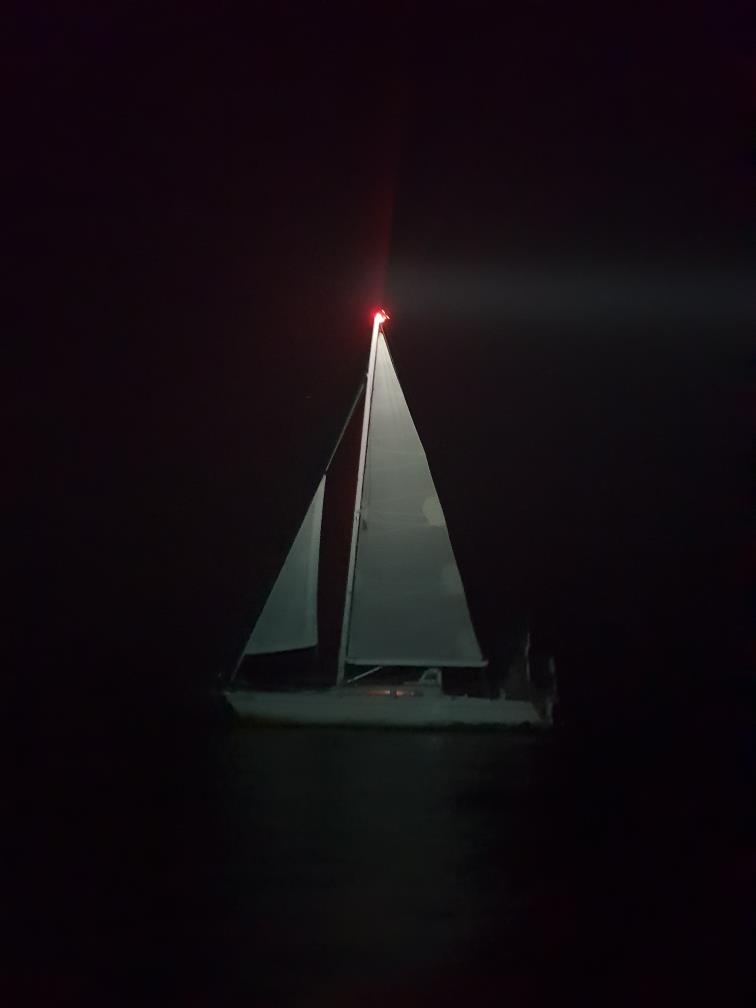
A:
[28, 706, 747, 1006]
[218, 729, 554, 1002]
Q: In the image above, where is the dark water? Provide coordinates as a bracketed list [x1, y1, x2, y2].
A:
[219, 729, 553, 1004]
[21, 703, 752, 1006]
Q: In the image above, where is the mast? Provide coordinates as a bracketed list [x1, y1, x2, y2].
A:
[337, 310, 387, 684]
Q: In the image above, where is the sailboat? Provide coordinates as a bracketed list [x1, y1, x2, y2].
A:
[224, 311, 552, 728]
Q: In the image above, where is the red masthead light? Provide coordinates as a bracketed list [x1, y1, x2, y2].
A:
[374, 308, 390, 324]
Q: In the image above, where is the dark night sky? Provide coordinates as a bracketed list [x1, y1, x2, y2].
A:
[12, 2, 753, 721]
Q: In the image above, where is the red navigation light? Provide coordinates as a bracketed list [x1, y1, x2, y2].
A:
[374, 308, 390, 324]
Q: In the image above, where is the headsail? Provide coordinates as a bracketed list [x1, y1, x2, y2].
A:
[243, 476, 325, 655]
[345, 334, 486, 667]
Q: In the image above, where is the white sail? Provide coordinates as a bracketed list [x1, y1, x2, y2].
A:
[243, 476, 325, 655]
[345, 334, 486, 667]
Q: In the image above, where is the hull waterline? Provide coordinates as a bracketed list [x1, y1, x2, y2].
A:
[224, 687, 548, 729]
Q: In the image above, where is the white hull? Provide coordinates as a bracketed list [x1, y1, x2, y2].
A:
[224, 687, 548, 729]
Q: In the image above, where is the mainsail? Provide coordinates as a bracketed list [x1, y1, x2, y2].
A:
[344, 334, 486, 668]
[243, 476, 325, 655]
